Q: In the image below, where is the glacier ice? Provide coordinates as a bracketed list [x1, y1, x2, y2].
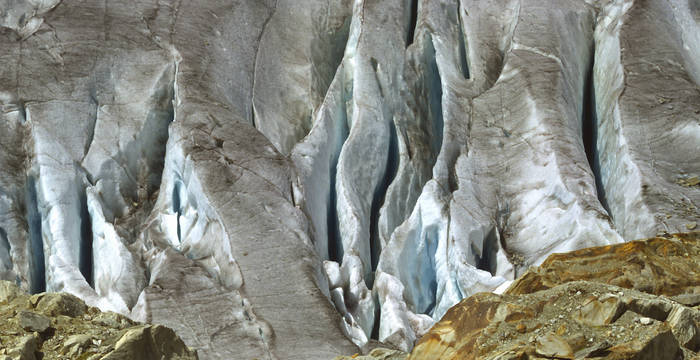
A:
[0, 0, 698, 358]
[593, 0, 700, 240]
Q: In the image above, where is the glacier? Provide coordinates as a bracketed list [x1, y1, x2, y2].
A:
[0, 0, 698, 358]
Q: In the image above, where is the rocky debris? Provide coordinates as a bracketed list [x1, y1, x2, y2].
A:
[409, 281, 695, 359]
[6, 333, 40, 360]
[62, 334, 92, 358]
[333, 348, 408, 360]
[677, 177, 700, 188]
[0, 281, 197, 359]
[406, 234, 700, 359]
[506, 233, 700, 297]
[0, 282, 21, 303]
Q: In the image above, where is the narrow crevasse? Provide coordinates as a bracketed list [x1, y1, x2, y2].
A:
[581, 45, 610, 214]
[26, 97, 98, 300]
[369, 122, 399, 272]
[294, 0, 496, 351]
[0, 227, 10, 278]
[457, 12, 470, 80]
[8, 52, 181, 313]
[77, 187, 93, 287]
[293, 61, 353, 264]
[24, 176, 45, 294]
[80, 59, 177, 313]
[405, 0, 419, 47]
[376, 32, 444, 254]
[292, 0, 411, 348]
[373, 1, 504, 350]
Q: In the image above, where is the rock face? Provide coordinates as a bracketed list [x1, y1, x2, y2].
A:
[507, 232, 700, 297]
[0, 0, 697, 358]
[408, 234, 700, 359]
[0, 280, 197, 360]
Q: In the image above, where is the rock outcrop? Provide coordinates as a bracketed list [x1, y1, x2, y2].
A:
[408, 233, 700, 359]
[0, 280, 197, 360]
[507, 232, 700, 298]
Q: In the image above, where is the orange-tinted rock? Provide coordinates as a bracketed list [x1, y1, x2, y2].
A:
[409, 281, 697, 360]
[506, 232, 700, 297]
[408, 233, 700, 360]
[408, 292, 503, 360]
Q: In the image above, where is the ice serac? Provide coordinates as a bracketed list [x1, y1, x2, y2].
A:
[253, 0, 352, 155]
[0, 92, 33, 290]
[372, 0, 624, 351]
[293, 0, 411, 347]
[463, 0, 623, 274]
[594, 0, 700, 240]
[0, 0, 60, 38]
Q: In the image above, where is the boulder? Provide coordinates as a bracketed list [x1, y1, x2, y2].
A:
[573, 296, 626, 327]
[101, 325, 198, 360]
[0, 281, 22, 303]
[18, 311, 51, 333]
[535, 333, 574, 359]
[34, 292, 87, 318]
[8, 333, 40, 360]
[668, 306, 700, 352]
[61, 334, 93, 357]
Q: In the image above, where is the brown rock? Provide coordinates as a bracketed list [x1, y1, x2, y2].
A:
[333, 348, 408, 360]
[0, 281, 22, 303]
[535, 333, 573, 359]
[574, 295, 625, 326]
[35, 292, 87, 318]
[409, 281, 696, 360]
[573, 340, 612, 358]
[671, 292, 700, 307]
[0, 281, 195, 360]
[606, 326, 681, 360]
[408, 233, 700, 360]
[61, 334, 92, 357]
[93, 311, 134, 329]
[8, 333, 40, 360]
[18, 311, 51, 333]
[506, 233, 700, 297]
[101, 325, 198, 360]
[408, 292, 505, 360]
[667, 306, 700, 351]
[628, 298, 675, 321]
